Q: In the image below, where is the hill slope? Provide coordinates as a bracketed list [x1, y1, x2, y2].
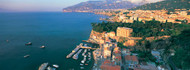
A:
[130, 0, 190, 11]
[63, 0, 138, 12]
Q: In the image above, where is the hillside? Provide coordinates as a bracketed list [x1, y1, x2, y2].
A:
[63, 0, 138, 12]
[130, 0, 190, 11]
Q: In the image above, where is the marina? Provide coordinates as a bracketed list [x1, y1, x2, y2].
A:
[73, 49, 83, 60]
[66, 43, 96, 59]
[66, 45, 81, 58]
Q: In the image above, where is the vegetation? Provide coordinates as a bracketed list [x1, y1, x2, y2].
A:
[138, 29, 190, 69]
[167, 29, 190, 69]
[130, 0, 190, 11]
[91, 20, 190, 37]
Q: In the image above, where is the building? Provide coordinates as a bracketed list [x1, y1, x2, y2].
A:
[117, 27, 133, 37]
[151, 50, 162, 62]
[125, 55, 139, 69]
[100, 60, 121, 70]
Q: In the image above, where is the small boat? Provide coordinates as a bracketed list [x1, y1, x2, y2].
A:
[40, 45, 45, 48]
[25, 42, 32, 45]
[38, 62, 48, 70]
[84, 55, 87, 58]
[80, 67, 84, 69]
[24, 55, 30, 58]
[52, 64, 59, 68]
[80, 63, 83, 66]
[85, 64, 88, 65]
[81, 60, 85, 63]
[47, 66, 53, 70]
[88, 58, 91, 60]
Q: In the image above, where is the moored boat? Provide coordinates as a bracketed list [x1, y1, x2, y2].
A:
[40, 45, 45, 48]
[52, 64, 59, 68]
[24, 55, 30, 58]
[25, 42, 32, 45]
[38, 62, 48, 70]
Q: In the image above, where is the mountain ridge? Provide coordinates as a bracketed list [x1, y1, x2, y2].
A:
[63, 0, 138, 12]
[130, 0, 190, 11]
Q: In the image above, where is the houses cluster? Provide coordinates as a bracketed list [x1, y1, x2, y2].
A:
[101, 9, 190, 24]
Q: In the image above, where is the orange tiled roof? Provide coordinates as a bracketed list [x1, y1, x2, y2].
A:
[101, 65, 121, 70]
[125, 55, 138, 62]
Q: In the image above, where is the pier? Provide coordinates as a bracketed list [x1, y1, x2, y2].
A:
[80, 47, 96, 50]
[73, 49, 83, 60]
[66, 43, 97, 59]
[66, 45, 81, 58]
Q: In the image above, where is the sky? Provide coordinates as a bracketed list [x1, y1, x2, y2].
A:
[0, 0, 87, 12]
[0, 0, 163, 12]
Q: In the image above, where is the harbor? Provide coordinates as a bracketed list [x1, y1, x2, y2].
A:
[66, 43, 95, 69]
[66, 43, 96, 59]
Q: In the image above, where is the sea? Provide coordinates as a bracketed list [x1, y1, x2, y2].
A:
[0, 12, 106, 70]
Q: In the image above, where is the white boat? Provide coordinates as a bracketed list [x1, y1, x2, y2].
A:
[40, 45, 45, 48]
[47, 66, 53, 70]
[84, 49, 87, 53]
[81, 60, 85, 63]
[25, 42, 32, 45]
[38, 63, 48, 70]
[80, 63, 84, 66]
[53, 64, 59, 68]
[24, 55, 30, 58]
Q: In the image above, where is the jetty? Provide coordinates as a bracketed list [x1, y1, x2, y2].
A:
[66, 43, 96, 59]
[66, 43, 83, 58]
[73, 49, 83, 60]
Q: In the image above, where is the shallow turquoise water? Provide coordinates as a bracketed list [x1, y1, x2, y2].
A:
[0, 12, 105, 70]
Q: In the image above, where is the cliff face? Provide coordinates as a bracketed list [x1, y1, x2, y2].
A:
[88, 30, 106, 44]
[88, 30, 170, 47]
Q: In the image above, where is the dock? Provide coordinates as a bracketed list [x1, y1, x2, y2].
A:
[66, 43, 96, 59]
[73, 49, 83, 60]
[81, 46, 96, 50]
[66, 46, 81, 58]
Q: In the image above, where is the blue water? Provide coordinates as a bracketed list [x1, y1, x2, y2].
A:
[0, 12, 106, 70]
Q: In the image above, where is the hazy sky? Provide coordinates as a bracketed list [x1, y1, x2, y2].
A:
[0, 0, 163, 12]
[0, 0, 87, 12]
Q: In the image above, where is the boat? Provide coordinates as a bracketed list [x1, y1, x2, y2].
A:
[88, 57, 91, 60]
[24, 55, 30, 58]
[80, 67, 84, 69]
[80, 63, 83, 66]
[52, 64, 59, 68]
[81, 60, 85, 63]
[25, 42, 32, 45]
[84, 44, 87, 47]
[47, 66, 53, 70]
[38, 62, 48, 70]
[84, 55, 87, 58]
[85, 64, 88, 65]
[40, 45, 45, 48]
